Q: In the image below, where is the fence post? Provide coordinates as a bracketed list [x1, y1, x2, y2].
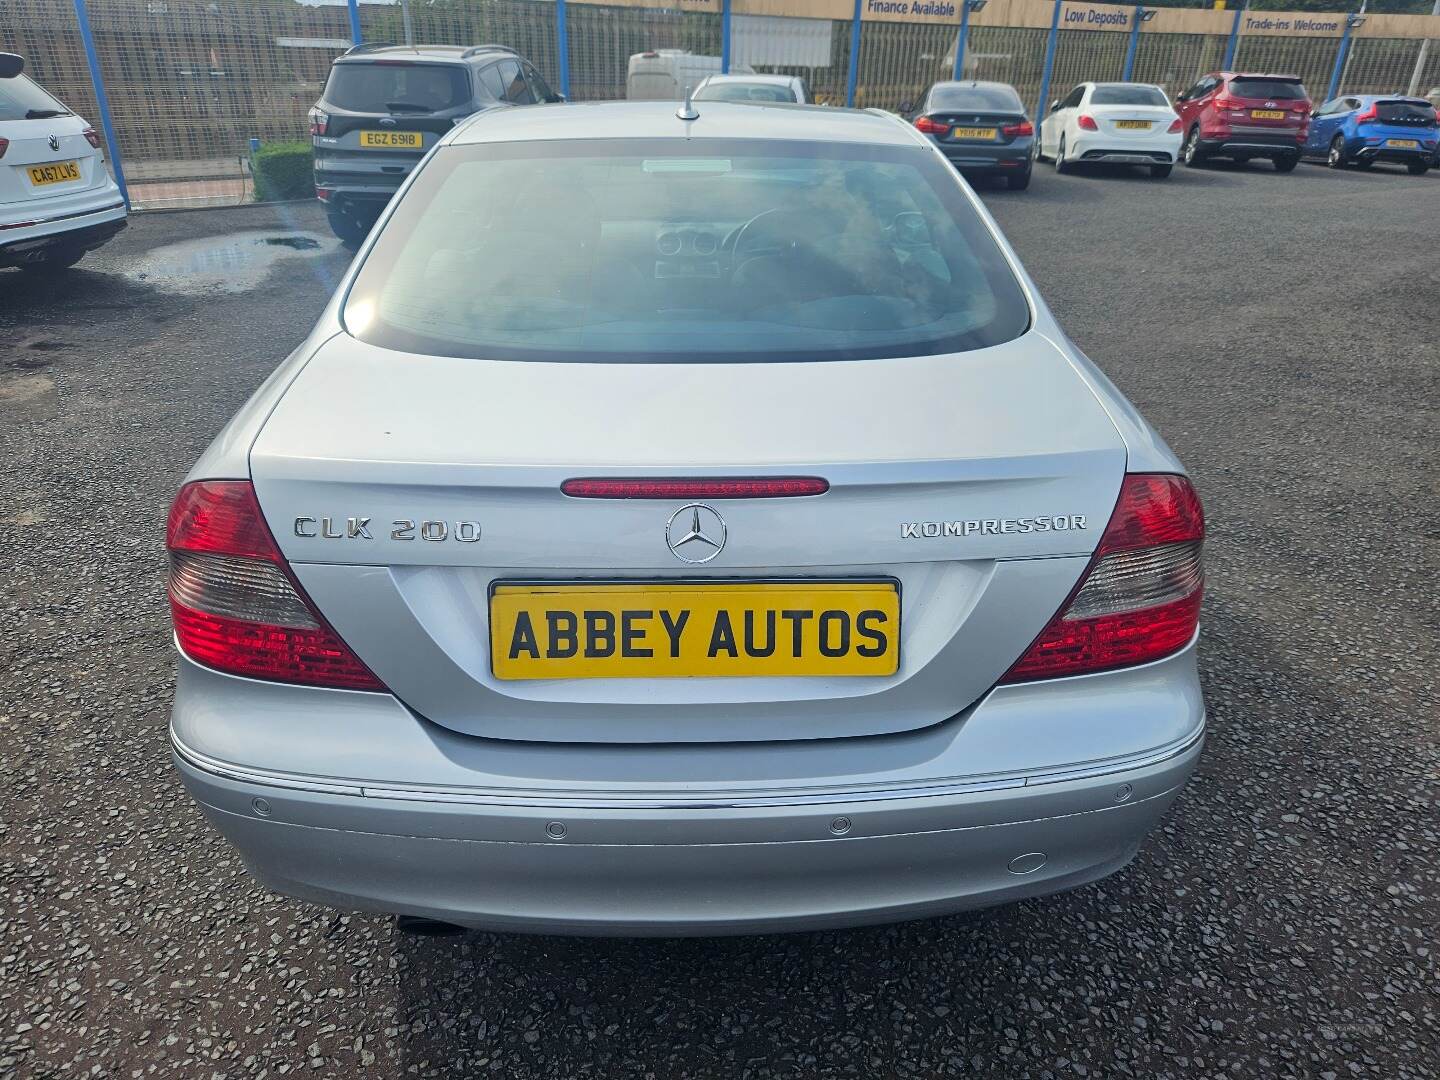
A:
[1035, 0, 1063, 136]
[845, 0, 863, 107]
[1326, 14, 1358, 100]
[721, 0, 732, 74]
[1123, 6, 1142, 81]
[71, 0, 129, 209]
[556, 0, 570, 99]
[952, 0, 973, 81]
[346, 0, 362, 46]
[1222, 7, 1243, 70]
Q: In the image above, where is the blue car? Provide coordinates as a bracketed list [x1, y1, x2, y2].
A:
[1303, 94, 1437, 174]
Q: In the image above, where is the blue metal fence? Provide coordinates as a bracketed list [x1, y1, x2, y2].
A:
[44, 0, 1439, 208]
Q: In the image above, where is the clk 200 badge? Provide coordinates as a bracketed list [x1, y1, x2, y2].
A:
[901, 515, 1087, 538]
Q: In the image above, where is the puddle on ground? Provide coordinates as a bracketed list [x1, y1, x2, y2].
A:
[123, 231, 339, 293]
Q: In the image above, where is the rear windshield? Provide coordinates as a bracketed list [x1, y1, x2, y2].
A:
[323, 61, 469, 113]
[1091, 85, 1168, 107]
[0, 74, 71, 121]
[1377, 100, 1436, 124]
[345, 139, 1029, 364]
[927, 85, 1023, 112]
[1228, 78, 1307, 101]
[694, 82, 797, 103]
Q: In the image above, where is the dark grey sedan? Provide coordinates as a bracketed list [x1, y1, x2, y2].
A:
[907, 81, 1035, 190]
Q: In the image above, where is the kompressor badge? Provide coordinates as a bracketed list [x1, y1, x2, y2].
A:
[901, 515, 1087, 539]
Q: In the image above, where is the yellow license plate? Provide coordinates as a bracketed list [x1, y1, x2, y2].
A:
[1115, 120, 1152, 130]
[27, 161, 81, 186]
[358, 130, 422, 149]
[491, 581, 900, 680]
[1387, 139, 1419, 149]
[1251, 110, 1286, 120]
[951, 127, 998, 140]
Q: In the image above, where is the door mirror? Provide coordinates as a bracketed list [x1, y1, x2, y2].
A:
[897, 100, 913, 115]
[548, 92, 567, 103]
[0, 53, 24, 79]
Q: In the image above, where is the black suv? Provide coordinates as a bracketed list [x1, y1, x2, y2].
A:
[310, 43, 562, 245]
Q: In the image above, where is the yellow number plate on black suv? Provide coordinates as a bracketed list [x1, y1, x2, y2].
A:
[359, 130, 422, 149]
[491, 581, 900, 680]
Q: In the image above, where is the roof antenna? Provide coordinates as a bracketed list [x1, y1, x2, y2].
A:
[677, 85, 699, 122]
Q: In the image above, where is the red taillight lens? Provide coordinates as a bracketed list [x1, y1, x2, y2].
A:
[166, 481, 384, 691]
[1213, 96, 1241, 111]
[1077, 114, 1098, 131]
[1167, 117, 1182, 133]
[562, 477, 828, 499]
[1356, 105, 1378, 124]
[1002, 120, 1034, 137]
[914, 115, 950, 135]
[82, 128, 101, 149]
[1001, 474, 1204, 683]
[308, 107, 329, 136]
[0, 137, 8, 160]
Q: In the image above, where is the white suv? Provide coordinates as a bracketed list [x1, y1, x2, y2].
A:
[0, 53, 127, 273]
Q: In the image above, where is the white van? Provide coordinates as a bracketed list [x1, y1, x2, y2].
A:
[626, 51, 752, 101]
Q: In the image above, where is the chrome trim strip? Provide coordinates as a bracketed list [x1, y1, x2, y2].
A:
[0, 200, 126, 232]
[171, 722, 1204, 810]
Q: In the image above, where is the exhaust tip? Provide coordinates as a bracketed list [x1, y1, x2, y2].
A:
[394, 915, 467, 937]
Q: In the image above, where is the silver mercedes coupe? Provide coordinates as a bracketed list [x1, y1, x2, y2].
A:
[167, 99, 1205, 936]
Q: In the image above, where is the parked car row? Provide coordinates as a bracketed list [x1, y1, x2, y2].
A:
[908, 72, 1439, 190]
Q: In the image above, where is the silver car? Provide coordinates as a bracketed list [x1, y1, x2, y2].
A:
[168, 100, 1205, 936]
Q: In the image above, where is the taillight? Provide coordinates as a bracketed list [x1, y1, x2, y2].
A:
[1001, 474, 1204, 683]
[1167, 117, 1182, 133]
[308, 107, 329, 136]
[1002, 120, 1034, 137]
[0, 137, 8, 160]
[82, 128, 101, 149]
[562, 477, 828, 499]
[1077, 114, 1098, 131]
[914, 115, 950, 135]
[1356, 104, 1378, 125]
[166, 480, 385, 691]
[1213, 95, 1242, 111]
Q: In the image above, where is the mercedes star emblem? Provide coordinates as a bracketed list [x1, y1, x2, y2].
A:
[665, 503, 727, 564]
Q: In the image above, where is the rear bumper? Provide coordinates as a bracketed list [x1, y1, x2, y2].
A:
[1071, 133, 1180, 166]
[1199, 132, 1302, 158]
[0, 192, 127, 266]
[170, 638, 1206, 935]
[934, 137, 1033, 171]
[174, 729, 1200, 936]
[1349, 139, 1435, 163]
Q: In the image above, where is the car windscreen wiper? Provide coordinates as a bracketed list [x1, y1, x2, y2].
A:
[384, 102, 431, 113]
[25, 108, 71, 119]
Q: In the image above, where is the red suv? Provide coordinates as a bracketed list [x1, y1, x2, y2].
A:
[1174, 72, 1311, 172]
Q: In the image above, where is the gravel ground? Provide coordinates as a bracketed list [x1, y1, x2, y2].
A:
[1, 160, 1436, 1080]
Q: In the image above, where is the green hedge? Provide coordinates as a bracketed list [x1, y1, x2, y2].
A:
[251, 141, 314, 202]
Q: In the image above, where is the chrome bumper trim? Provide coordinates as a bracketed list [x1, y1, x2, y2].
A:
[171, 721, 1205, 810]
[0, 199, 126, 232]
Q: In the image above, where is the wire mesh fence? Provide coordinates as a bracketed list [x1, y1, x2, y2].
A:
[7, 0, 1439, 210]
[1129, 32, 1229, 99]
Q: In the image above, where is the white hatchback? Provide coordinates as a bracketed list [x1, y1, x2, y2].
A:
[1038, 81, 1183, 179]
[0, 53, 127, 273]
